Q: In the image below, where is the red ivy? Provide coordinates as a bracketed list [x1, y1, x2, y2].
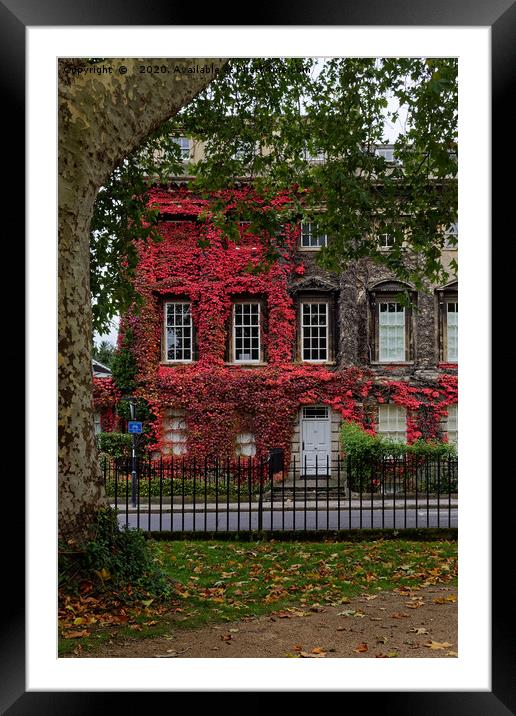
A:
[94, 188, 458, 463]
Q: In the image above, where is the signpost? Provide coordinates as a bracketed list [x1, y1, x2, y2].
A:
[128, 402, 139, 508]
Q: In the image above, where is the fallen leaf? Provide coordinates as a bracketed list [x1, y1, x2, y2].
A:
[446, 651, 458, 657]
[409, 628, 429, 635]
[354, 643, 368, 653]
[63, 629, 89, 639]
[425, 641, 453, 650]
[433, 595, 457, 604]
[311, 647, 326, 655]
[391, 612, 409, 619]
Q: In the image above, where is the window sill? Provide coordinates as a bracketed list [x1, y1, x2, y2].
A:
[298, 246, 325, 252]
[224, 362, 268, 368]
[371, 361, 414, 366]
[161, 361, 195, 366]
[299, 361, 337, 367]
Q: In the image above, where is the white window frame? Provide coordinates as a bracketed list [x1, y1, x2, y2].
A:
[443, 222, 458, 249]
[164, 301, 193, 363]
[163, 409, 187, 456]
[232, 141, 258, 161]
[233, 302, 261, 364]
[303, 145, 326, 163]
[94, 412, 102, 435]
[446, 404, 458, 445]
[300, 222, 328, 250]
[446, 301, 458, 362]
[172, 136, 190, 161]
[236, 432, 256, 457]
[302, 406, 329, 420]
[377, 404, 407, 443]
[301, 301, 329, 363]
[377, 233, 395, 250]
[378, 301, 406, 362]
[375, 146, 396, 162]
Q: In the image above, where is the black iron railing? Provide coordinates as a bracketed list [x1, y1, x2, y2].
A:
[102, 453, 458, 533]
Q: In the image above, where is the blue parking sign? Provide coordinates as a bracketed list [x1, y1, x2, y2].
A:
[128, 421, 143, 434]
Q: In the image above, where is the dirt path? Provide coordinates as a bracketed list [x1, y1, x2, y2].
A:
[78, 585, 457, 658]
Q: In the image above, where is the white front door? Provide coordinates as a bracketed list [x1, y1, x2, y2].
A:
[301, 406, 330, 475]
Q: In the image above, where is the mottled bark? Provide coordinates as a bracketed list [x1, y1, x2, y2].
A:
[58, 58, 228, 541]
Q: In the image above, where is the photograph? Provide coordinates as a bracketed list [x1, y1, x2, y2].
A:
[12, 9, 507, 708]
[58, 56, 460, 660]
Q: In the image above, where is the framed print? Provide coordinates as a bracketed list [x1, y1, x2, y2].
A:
[7, 0, 513, 710]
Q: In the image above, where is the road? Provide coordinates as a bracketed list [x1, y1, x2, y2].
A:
[116, 506, 457, 532]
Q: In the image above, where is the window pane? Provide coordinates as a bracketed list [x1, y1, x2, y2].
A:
[165, 302, 192, 361]
[162, 409, 188, 456]
[447, 302, 458, 362]
[172, 137, 190, 160]
[301, 302, 328, 361]
[303, 406, 328, 419]
[378, 404, 406, 442]
[447, 404, 458, 445]
[300, 222, 327, 248]
[236, 432, 256, 457]
[234, 303, 260, 362]
[379, 302, 405, 361]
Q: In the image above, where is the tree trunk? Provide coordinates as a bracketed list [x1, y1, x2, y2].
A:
[58, 58, 228, 541]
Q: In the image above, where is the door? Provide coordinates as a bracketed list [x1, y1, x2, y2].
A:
[301, 406, 330, 475]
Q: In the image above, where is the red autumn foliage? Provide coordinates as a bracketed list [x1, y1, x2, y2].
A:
[94, 188, 458, 463]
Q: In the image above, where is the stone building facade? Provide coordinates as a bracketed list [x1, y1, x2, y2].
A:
[94, 153, 458, 474]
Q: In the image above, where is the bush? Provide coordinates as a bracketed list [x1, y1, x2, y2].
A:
[340, 421, 457, 494]
[96, 432, 134, 459]
[58, 507, 173, 601]
[340, 421, 457, 461]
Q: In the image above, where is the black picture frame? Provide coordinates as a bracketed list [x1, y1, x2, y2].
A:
[8, 0, 513, 711]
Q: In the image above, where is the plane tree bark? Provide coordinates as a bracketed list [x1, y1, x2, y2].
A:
[58, 58, 228, 541]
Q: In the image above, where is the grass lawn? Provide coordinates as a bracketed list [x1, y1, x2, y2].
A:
[59, 538, 457, 656]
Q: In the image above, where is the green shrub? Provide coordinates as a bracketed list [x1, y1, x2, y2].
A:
[340, 421, 457, 461]
[96, 432, 134, 459]
[340, 421, 457, 494]
[58, 507, 173, 601]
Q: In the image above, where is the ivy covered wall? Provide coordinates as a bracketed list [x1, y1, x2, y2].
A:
[94, 187, 458, 463]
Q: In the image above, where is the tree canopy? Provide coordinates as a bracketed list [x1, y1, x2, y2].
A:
[90, 57, 457, 334]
